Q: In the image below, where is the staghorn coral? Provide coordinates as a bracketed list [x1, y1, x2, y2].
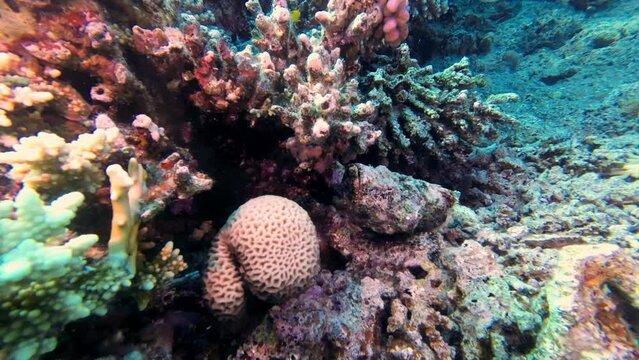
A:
[0, 128, 121, 198]
[364, 45, 516, 180]
[204, 195, 320, 317]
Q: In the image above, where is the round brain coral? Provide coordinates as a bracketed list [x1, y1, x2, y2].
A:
[204, 195, 320, 316]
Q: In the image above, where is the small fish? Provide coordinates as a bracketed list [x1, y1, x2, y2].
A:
[291, 9, 301, 23]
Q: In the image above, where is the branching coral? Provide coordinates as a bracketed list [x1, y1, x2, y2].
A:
[0, 0, 160, 136]
[0, 80, 54, 128]
[0, 158, 144, 359]
[315, 0, 384, 59]
[377, 0, 410, 47]
[0, 187, 128, 359]
[0, 50, 90, 132]
[0, 155, 190, 359]
[140, 151, 214, 221]
[251, 40, 379, 172]
[364, 45, 516, 178]
[190, 41, 276, 120]
[412, 0, 450, 21]
[0, 128, 121, 198]
[134, 1, 382, 173]
[106, 158, 147, 275]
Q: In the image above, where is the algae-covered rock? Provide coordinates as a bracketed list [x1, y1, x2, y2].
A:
[339, 163, 455, 235]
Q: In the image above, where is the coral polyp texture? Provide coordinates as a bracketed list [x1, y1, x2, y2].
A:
[0, 128, 120, 198]
[204, 195, 320, 317]
[378, 0, 410, 47]
[0, 158, 144, 359]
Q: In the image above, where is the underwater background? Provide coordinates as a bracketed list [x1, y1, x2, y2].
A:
[0, 0, 637, 359]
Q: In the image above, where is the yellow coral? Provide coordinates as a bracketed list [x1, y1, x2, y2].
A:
[0, 128, 121, 197]
[0, 83, 54, 127]
[611, 155, 639, 179]
[106, 158, 147, 275]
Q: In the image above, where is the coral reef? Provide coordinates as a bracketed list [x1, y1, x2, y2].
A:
[204, 195, 320, 316]
[1, 0, 638, 358]
[530, 243, 639, 359]
[235, 271, 393, 359]
[0, 158, 142, 359]
[443, 240, 543, 359]
[378, 0, 411, 47]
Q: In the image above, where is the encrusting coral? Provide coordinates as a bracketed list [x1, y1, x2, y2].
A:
[529, 243, 639, 359]
[204, 195, 320, 317]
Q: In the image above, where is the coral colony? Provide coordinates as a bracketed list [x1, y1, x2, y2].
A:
[0, 0, 638, 359]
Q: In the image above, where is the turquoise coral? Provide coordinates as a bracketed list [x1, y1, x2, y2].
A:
[0, 187, 130, 359]
[0, 159, 148, 359]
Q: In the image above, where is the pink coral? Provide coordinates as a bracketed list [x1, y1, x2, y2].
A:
[378, 0, 410, 47]
[204, 195, 320, 316]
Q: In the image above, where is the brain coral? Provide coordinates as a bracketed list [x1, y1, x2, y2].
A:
[204, 195, 320, 316]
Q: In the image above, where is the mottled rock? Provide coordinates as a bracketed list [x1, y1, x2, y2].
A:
[236, 271, 392, 359]
[529, 243, 639, 359]
[339, 163, 455, 235]
[443, 240, 543, 359]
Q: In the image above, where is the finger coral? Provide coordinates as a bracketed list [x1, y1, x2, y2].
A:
[0, 128, 121, 198]
[204, 195, 320, 317]
[377, 0, 410, 47]
[0, 164, 139, 359]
